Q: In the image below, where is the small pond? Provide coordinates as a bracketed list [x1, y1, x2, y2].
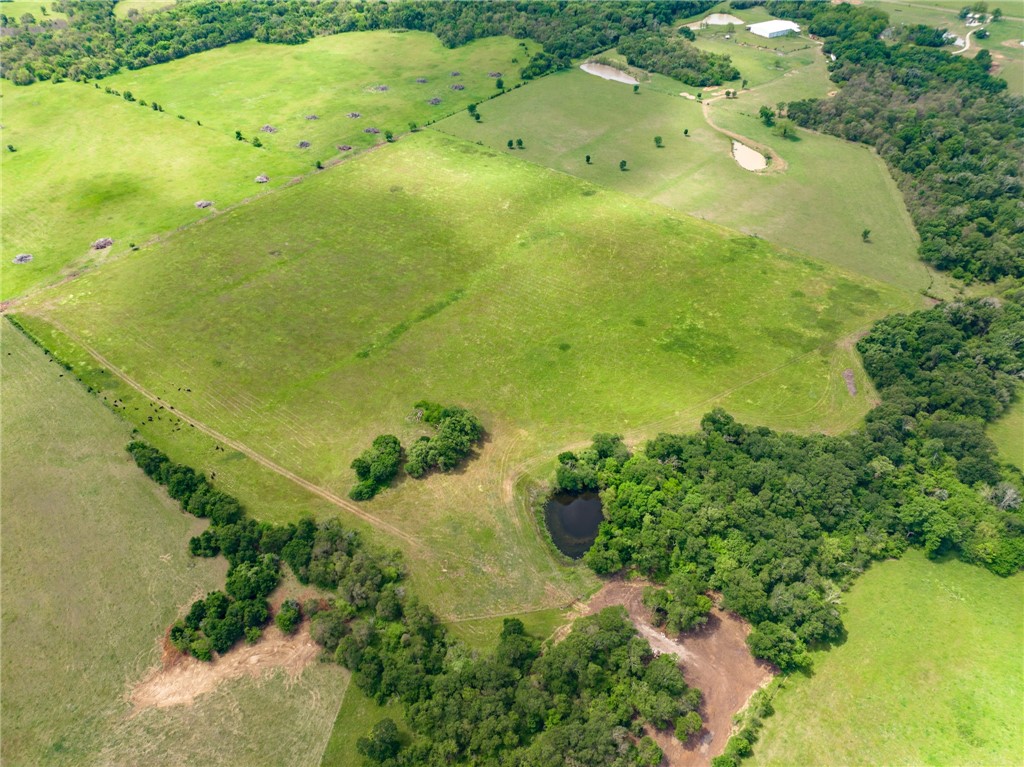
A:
[579, 62, 638, 85]
[544, 491, 604, 559]
[732, 140, 768, 171]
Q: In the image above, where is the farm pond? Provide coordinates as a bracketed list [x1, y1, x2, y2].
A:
[544, 491, 604, 558]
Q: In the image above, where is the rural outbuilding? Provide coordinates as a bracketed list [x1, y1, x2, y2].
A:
[747, 20, 801, 38]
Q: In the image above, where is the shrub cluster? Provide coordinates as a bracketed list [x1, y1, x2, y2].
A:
[405, 401, 484, 478]
[350, 434, 403, 500]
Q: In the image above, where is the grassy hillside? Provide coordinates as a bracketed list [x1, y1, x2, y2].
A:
[0, 80, 306, 300]
[0, 31, 532, 300]
[751, 549, 1024, 767]
[434, 64, 931, 294]
[18, 131, 915, 621]
[0, 322, 348, 766]
[102, 31, 536, 160]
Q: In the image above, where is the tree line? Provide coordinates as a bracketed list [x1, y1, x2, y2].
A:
[1, 0, 718, 86]
[617, 31, 740, 87]
[126, 439, 708, 766]
[765, 1, 1023, 282]
[558, 289, 1023, 676]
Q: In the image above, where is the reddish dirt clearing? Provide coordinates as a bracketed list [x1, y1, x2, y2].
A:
[582, 580, 774, 767]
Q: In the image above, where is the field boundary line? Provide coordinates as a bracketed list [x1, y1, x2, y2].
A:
[35, 317, 419, 548]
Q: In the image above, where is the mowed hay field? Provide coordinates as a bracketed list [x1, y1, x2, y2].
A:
[102, 31, 536, 161]
[435, 62, 930, 295]
[0, 323, 348, 767]
[751, 549, 1024, 767]
[19, 130, 916, 620]
[0, 31, 531, 300]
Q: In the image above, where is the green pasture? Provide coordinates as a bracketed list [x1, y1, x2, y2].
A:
[692, 31, 820, 89]
[0, 80, 306, 300]
[320, 684, 406, 767]
[103, 31, 535, 160]
[751, 549, 1024, 767]
[0, 322, 349, 766]
[18, 131, 912, 620]
[989, 395, 1024, 471]
[435, 65, 931, 294]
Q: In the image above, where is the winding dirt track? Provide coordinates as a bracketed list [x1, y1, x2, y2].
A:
[38, 318, 420, 548]
[702, 96, 789, 173]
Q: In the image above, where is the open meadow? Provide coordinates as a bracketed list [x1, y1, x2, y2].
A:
[0, 323, 348, 766]
[102, 31, 536, 160]
[0, 31, 531, 300]
[15, 130, 916, 622]
[989, 395, 1024, 471]
[750, 549, 1024, 767]
[434, 61, 932, 295]
[0, 80, 306, 300]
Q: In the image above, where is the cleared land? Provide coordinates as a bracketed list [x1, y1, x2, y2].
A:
[0, 323, 346, 766]
[750, 549, 1024, 767]
[17, 130, 914, 622]
[0, 31, 531, 300]
[434, 63, 931, 294]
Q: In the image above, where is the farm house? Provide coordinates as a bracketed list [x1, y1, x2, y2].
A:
[747, 20, 801, 38]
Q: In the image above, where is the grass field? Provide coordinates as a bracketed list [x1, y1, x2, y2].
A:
[0, 31, 532, 300]
[0, 323, 349, 766]
[320, 684, 406, 767]
[989, 395, 1024, 471]
[750, 549, 1024, 766]
[17, 130, 914, 622]
[0, 2, 67, 22]
[103, 31, 536, 161]
[0, 80, 306, 300]
[434, 64, 932, 295]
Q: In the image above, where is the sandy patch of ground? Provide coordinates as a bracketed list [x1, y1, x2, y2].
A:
[732, 140, 768, 171]
[580, 579, 775, 767]
[580, 62, 639, 85]
[129, 624, 320, 711]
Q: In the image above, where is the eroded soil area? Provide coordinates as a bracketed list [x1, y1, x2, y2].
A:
[582, 579, 774, 767]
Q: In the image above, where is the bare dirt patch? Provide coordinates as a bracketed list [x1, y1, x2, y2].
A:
[842, 368, 857, 396]
[580, 62, 639, 85]
[129, 625, 320, 711]
[580, 579, 774, 767]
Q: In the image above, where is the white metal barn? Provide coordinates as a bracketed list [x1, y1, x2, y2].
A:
[747, 20, 801, 38]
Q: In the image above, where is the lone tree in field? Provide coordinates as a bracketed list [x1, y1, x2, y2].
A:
[619, 159, 628, 171]
[235, 130, 244, 141]
[862, 229, 872, 242]
[384, 129, 394, 142]
[742, 78, 748, 89]
[507, 139, 514, 150]
[654, 136, 663, 148]
[516, 138, 523, 149]
[633, 84, 640, 94]
[467, 103, 477, 115]
[585, 154, 591, 164]
[473, 112, 481, 122]
[759, 106, 775, 126]
[683, 128, 689, 137]
[252, 137, 263, 148]
[496, 78, 504, 89]
[409, 121, 418, 132]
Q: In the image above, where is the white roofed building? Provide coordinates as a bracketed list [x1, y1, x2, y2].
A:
[747, 20, 801, 38]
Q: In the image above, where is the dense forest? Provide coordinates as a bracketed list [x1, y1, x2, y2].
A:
[618, 31, 739, 87]
[0, 0, 717, 84]
[125, 439, 703, 766]
[560, 290, 1023, 674]
[766, 1, 1024, 282]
